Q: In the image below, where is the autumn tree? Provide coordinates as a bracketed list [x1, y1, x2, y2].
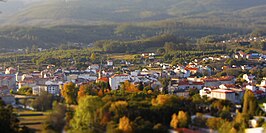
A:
[90, 53, 96, 62]
[170, 113, 178, 129]
[243, 90, 257, 116]
[109, 101, 128, 120]
[206, 118, 224, 130]
[119, 116, 133, 133]
[151, 94, 172, 106]
[177, 111, 189, 128]
[170, 111, 189, 129]
[122, 80, 139, 92]
[61, 82, 78, 105]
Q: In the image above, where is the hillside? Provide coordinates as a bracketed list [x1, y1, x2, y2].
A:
[3, 0, 266, 26]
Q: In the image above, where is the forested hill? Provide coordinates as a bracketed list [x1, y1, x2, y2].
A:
[3, 0, 266, 26]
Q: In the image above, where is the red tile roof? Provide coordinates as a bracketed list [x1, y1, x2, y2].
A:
[97, 77, 109, 82]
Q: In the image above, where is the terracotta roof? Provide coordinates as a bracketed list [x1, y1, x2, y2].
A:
[223, 84, 236, 88]
[185, 67, 198, 71]
[219, 76, 235, 81]
[97, 77, 109, 82]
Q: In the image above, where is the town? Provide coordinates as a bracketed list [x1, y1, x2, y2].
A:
[0, 43, 266, 132]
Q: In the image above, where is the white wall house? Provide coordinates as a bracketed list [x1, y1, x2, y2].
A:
[33, 81, 63, 96]
[109, 74, 130, 90]
[211, 89, 235, 102]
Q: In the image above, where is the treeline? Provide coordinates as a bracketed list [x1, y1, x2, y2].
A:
[94, 34, 186, 53]
[0, 18, 254, 50]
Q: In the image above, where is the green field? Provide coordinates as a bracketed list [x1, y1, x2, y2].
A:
[16, 110, 49, 132]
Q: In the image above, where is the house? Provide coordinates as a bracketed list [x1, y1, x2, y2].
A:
[109, 74, 130, 90]
[32, 81, 63, 96]
[218, 76, 235, 85]
[210, 89, 236, 102]
[185, 67, 198, 74]
[246, 53, 260, 59]
[5, 67, 16, 74]
[243, 74, 256, 83]
[0, 95, 15, 105]
[107, 60, 113, 66]
[246, 85, 257, 92]
[202, 78, 220, 87]
[239, 51, 247, 58]
[169, 79, 204, 93]
[200, 87, 243, 103]
[88, 64, 99, 70]
[96, 77, 109, 83]
[0, 74, 16, 91]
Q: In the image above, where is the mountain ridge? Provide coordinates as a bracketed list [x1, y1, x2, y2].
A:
[2, 0, 266, 26]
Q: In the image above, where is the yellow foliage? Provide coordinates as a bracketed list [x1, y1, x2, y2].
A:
[147, 90, 153, 94]
[98, 89, 104, 97]
[78, 84, 87, 99]
[170, 113, 178, 129]
[151, 95, 172, 106]
[119, 116, 133, 133]
[124, 80, 140, 92]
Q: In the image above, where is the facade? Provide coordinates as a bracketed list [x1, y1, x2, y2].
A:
[109, 74, 130, 90]
[32, 81, 62, 96]
[211, 89, 235, 102]
[0, 74, 16, 92]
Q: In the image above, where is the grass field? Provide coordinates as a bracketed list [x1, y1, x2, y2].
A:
[16, 110, 49, 132]
[108, 54, 136, 60]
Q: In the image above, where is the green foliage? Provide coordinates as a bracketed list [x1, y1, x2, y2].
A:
[61, 82, 79, 105]
[32, 91, 53, 111]
[43, 102, 66, 132]
[243, 90, 257, 116]
[0, 101, 19, 133]
[69, 96, 104, 133]
[18, 86, 33, 95]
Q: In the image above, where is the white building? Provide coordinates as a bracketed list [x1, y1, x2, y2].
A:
[200, 87, 243, 103]
[32, 81, 63, 96]
[107, 60, 114, 66]
[109, 74, 130, 90]
[210, 89, 235, 102]
[243, 74, 256, 83]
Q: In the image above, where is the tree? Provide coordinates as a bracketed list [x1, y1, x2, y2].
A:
[170, 113, 178, 129]
[206, 118, 224, 130]
[243, 90, 257, 116]
[70, 96, 104, 132]
[170, 111, 189, 129]
[32, 91, 53, 111]
[61, 82, 78, 105]
[0, 100, 19, 132]
[119, 116, 133, 133]
[157, 48, 166, 55]
[177, 111, 189, 128]
[109, 101, 128, 120]
[18, 86, 32, 95]
[90, 53, 96, 62]
[77, 84, 89, 99]
[43, 102, 66, 132]
[151, 95, 172, 106]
